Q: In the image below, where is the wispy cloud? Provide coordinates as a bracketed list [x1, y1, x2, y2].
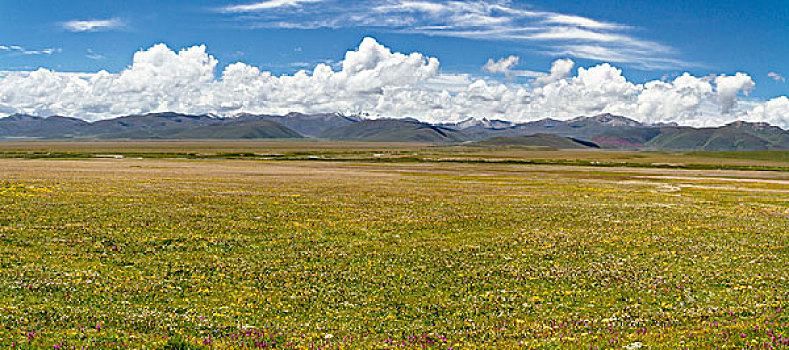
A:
[547, 44, 690, 70]
[62, 18, 125, 32]
[768, 72, 786, 83]
[220, 0, 324, 13]
[0, 45, 60, 55]
[86, 49, 105, 60]
[543, 14, 626, 30]
[217, 0, 689, 69]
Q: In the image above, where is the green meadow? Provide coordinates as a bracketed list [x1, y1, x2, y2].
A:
[0, 142, 787, 349]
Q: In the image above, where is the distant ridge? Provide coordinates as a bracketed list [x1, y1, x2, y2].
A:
[236, 112, 359, 137]
[439, 117, 514, 130]
[569, 113, 644, 127]
[644, 121, 789, 151]
[471, 134, 599, 149]
[0, 114, 89, 138]
[0, 112, 304, 140]
[0, 112, 787, 150]
[99, 120, 304, 139]
[455, 114, 650, 141]
[319, 119, 466, 142]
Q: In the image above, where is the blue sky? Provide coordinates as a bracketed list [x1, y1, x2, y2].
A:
[0, 0, 787, 126]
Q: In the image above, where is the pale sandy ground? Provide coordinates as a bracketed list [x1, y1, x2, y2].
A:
[2, 159, 788, 193]
[633, 175, 789, 184]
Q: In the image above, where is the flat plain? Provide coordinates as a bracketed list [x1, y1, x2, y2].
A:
[0, 141, 788, 349]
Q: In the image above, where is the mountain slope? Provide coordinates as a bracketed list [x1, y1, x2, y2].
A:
[319, 119, 467, 142]
[644, 124, 789, 151]
[0, 114, 89, 138]
[722, 121, 789, 149]
[439, 118, 514, 130]
[1, 112, 788, 149]
[87, 112, 219, 136]
[163, 120, 303, 139]
[460, 114, 648, 141]
[97, 120, 303, 139]
[461, 115, 789, 150]
[237, 112, 359, 137]
[0, 113, 306, 140]
[471, 134, 599, 149]
[591, 127, 663, 147]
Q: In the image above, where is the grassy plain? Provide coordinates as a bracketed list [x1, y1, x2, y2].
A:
[0, 142, 787, 349]
[2, 140, 789, 169]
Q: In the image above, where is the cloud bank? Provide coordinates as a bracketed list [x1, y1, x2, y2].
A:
[0, 38, 786, 128]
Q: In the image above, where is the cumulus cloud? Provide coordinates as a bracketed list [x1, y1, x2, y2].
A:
[0, 38, 786, 128]
[636, 73, 713, 124]
[715, 73, 755, 113]
[745, 97, 789, 126]
[482, 56, 521, 77]
[483, 55, 562, 79]
[525, 63, 640, 119]
[62, 18, 125, 32]
[533, 58, 574, 86]
[0, 38, 437, 120]
[482, 55, 545, 78]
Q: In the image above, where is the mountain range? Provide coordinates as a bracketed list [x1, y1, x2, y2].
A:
[1, 112, 788, 151]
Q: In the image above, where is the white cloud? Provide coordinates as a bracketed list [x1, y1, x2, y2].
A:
[635, 73, 713, 124]
[482, 55, 560, 79]
[21, 48, 59, 55]
[86, 49, 105, 60]
[375, 1, 449, 14]
[745, 96, 789, 126]
[543, 14, 625, 30]
[768, 72, 786, 83]
[220, 0, 323, 12]
[0, 45, 60, 55]
[715, 73, 755, 113]
[483, 56, 520, 76]
[63, 18, 124, 32]
[527, 27, 648, 48]
[416, 73, 473, 93]
[0, 38, 786, 128]
[533, 58, 574, 86]
[525, 63, 640, 119]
